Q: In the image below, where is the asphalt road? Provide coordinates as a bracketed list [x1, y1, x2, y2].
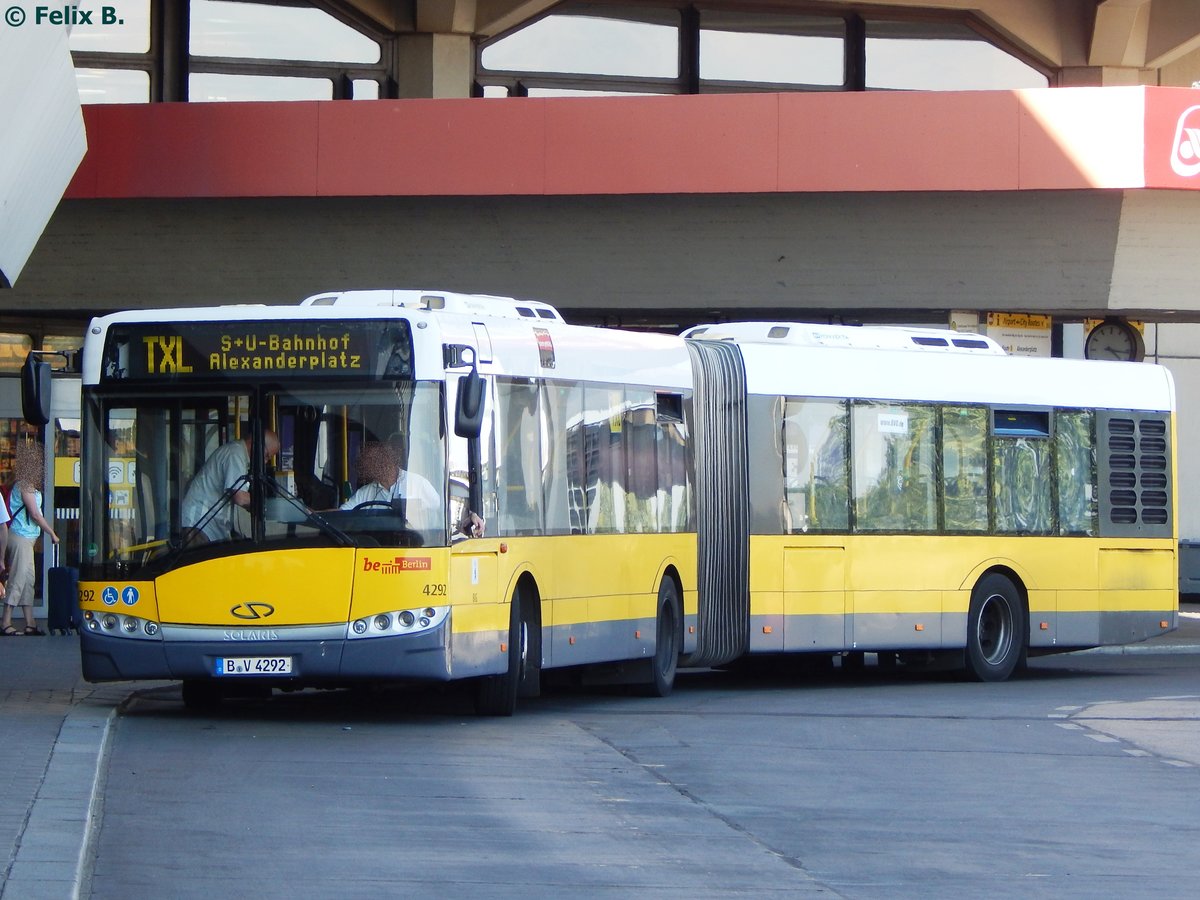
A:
[79, 651, 1200, 899]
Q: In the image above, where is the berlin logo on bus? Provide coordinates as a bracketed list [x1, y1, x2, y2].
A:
[1170, 105, 1200, 177]
[362, 556, 432, 574]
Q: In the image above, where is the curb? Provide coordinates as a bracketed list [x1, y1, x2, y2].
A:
[1073, 642, 1200, 656]
[1, 701, 114, 900]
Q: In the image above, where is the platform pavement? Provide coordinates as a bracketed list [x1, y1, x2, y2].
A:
[0, 608, 1198, 899]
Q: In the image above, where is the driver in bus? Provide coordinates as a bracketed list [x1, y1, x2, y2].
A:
[181, 430, 281, 544]
[340, 434, 484, 537]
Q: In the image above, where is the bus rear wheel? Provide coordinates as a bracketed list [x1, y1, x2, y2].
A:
[965, 573, 1026, 683]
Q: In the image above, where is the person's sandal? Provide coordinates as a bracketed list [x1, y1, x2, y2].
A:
[1, 626, 17, 636]
[24, 627, 45, 636]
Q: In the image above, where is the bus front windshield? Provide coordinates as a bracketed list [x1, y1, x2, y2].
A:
[85, 382, 447, 576]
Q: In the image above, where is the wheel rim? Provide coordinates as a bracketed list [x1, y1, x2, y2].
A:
[976, 592, 1013, 665]
[516, 618, 528, 679]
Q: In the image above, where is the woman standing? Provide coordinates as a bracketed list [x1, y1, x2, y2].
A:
[2, 441, 58, 636]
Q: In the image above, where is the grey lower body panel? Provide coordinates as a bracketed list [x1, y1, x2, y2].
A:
[743, 608, 1178, 656]
[81, 621, 460, 684]
[1055, 608, 1178, 650]
[546, 615, 657, 669]
[749, 613, 947, 653]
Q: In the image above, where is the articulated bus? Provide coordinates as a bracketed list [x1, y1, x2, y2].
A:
[32, 291, 1175, 713]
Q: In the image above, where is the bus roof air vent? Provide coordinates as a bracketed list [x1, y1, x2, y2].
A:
[299, 290, 562, 322]
[683, 322, 1006, 354]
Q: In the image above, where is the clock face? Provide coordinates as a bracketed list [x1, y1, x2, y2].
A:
[1085, 321, 1143, 362]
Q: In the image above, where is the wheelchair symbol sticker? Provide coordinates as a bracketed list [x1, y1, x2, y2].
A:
[102, 587, 118, 606]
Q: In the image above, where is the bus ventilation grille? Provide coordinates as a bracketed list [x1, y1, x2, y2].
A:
[1097, 412, 1172, 538]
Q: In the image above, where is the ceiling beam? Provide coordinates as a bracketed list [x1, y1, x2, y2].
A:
[1090, 0, 1150, 67]
[1144, 0, 1200, 67]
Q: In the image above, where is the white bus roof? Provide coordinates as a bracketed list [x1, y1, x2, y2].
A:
[82, 297, 1172, 413]
[729, 340, 1174, 412]
[300, 289, 564, 323]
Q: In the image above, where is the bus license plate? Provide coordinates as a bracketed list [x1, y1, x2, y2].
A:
[215, 656, 293, 676]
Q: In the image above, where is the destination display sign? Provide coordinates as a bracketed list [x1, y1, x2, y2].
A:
[101, 320, 413, 382]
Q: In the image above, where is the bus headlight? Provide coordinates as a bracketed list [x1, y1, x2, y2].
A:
[347, 606, 449, 640]
[87, 611, 161, 640]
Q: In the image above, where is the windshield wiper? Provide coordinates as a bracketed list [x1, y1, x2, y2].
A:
[265, 476, 355, 547]
[147, 475, 252, 574]
[138, 473, 359, 576]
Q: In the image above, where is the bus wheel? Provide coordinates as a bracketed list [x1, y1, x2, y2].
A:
[475, 587, 534, 716]
[965, 573, 1025, 683]
[181, 680, 222, 711]
[638, 578, 681, 697]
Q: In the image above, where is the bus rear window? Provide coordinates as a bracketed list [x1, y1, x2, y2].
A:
[993, 409, 1049, 437]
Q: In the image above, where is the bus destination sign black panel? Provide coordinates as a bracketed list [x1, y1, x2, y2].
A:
[102, 320, 414, 382]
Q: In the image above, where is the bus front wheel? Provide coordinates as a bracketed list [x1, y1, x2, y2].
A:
[965, 573, 1026, 683]
[475, 586, 538, 716]
[181, 680, 222, 710]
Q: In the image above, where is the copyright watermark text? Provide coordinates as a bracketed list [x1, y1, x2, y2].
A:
[4, 5, 126, 27]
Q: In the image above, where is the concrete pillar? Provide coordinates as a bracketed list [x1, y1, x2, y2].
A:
[1056, 66, 1156, 86]
[389, 0, 478, 99]
[394, 32, 474, 98]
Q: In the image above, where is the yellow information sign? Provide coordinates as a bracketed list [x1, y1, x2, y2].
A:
[985, 312, 1052, 358]
[986, 312, 1051, 331]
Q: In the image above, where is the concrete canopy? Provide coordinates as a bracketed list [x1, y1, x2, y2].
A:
[327, 0, 1200, 75]
[332, 0, 561, 37]
[8, 87, 1200, 326]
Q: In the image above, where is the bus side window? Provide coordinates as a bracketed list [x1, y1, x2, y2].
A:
[624, 390, 657, 534]
[852, 401, 936, 533]
[942, 406, 989, 533]
[747, 395, 786, 534]
[541, 382, 582, 535]
[992, 409, 1053, 534]
[784, 397, 850, 533]
[1056, 410, 1097, 536]
[495, 379, 542, 536]
[657, 415, 691, 533]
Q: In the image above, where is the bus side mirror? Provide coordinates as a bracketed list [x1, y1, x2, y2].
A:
[20, 355, 52, 427]
[454, 369, 486, 438]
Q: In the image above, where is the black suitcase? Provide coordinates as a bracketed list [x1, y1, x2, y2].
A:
[47, 546, 79, 635]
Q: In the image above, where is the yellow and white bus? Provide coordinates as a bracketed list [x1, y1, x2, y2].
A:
[684, 320, 1178, 681]
[29, 291, 1176, 712]
[61, 291, 696, 713]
